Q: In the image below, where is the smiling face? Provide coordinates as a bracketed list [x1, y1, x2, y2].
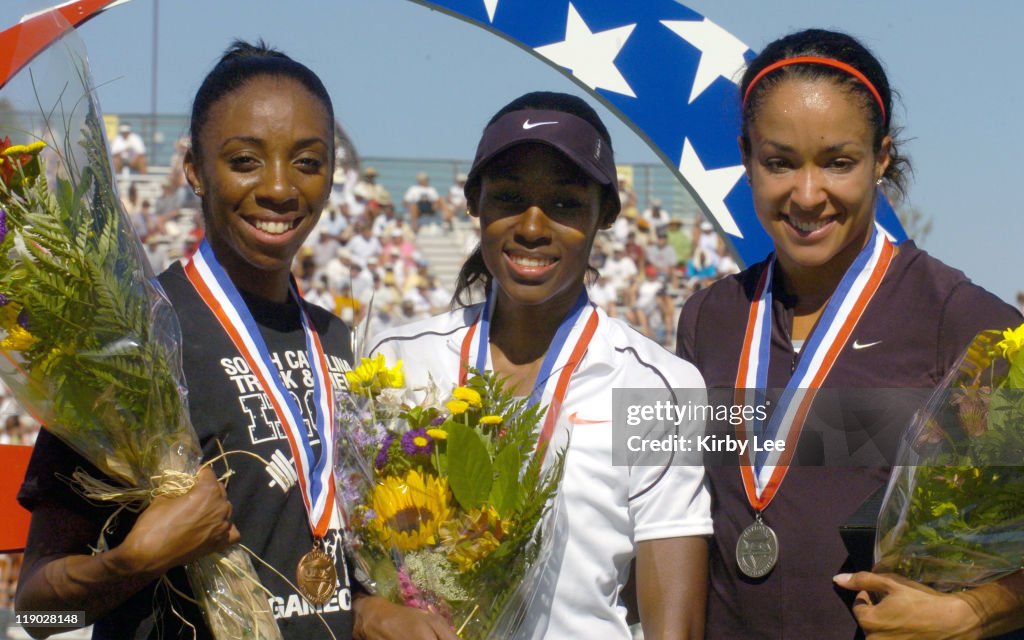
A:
[185, 75, 332, 299]
[473, 143, 610, 314]
[743, 78, 890, 282]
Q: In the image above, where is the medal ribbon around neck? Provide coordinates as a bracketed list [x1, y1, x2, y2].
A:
[184, 240, 336, 538]
[734, 223, 894, 510]
[459, 287, 599, 453]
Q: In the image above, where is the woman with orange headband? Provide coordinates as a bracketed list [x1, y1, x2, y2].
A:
[676, 29, 1023, 638]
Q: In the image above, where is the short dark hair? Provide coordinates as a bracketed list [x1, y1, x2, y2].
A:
[740, 29, 910, 198]
[189, 40, 334, 159]
[453, 91, 611, 307]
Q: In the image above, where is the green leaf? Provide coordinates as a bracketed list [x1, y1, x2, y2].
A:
[446, 422, 493, 510]
[489, 444, 521, 518]
[55, 176, 75, 215]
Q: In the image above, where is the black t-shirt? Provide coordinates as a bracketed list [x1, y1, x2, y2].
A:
[18, 262, 355, 639]
[677, 242, 1023, 639]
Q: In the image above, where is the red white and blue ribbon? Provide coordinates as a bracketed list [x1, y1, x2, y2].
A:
[184, 240, 335, 538]
[459, 287, 599, 451]
[734, 223, 894, 509]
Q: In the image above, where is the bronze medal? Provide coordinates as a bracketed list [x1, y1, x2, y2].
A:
[736, 514, 779, 579]
[296, 546, 337, 606]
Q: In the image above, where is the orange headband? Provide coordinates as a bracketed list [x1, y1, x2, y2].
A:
[743, 55, 886, 124]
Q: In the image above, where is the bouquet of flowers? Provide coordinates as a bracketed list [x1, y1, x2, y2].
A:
[0, 25, 279, 639]
[334, 354, 566, 638]
[875, 324, 1024, 590]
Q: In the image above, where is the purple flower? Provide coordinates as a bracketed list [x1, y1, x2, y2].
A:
[430, 415, 446, 426]
[0, 209, 7, 243]
[340, 480, 361, 508]
[0, 294, 8, 306]
[401, 428, 433, 457]
[375, 432, 396, 469]
[351, 425, 375, 450]
[16, 308, 28, 329]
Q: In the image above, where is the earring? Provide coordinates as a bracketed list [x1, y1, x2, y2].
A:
[875, 178, 883, 186]
[193, 186, 203, 196]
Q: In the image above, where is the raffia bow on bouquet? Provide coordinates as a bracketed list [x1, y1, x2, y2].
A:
[0, 23, 280, 639]
[334, 355, 566, 638]
[875, 324, 1024, 590]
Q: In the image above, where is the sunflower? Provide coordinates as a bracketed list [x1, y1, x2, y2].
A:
[370, 469, 452, 551]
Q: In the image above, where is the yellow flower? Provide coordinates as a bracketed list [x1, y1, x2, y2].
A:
[996, 324, 1024, 389]
[1, 141, 46, 157]
[446, 399, 469, 415]
[426, 428, 448, 441]
[345, 354, 404, 397]
[381, 359, 404, 388]
[452, 386, 482, 408]
[0, 325, 36, 351]
[479, 415, 502, 425]
[996, 324, 1024, 361]
[369, 469, 452, 551]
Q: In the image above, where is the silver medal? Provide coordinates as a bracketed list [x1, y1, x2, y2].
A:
[736, 514, 779, 578]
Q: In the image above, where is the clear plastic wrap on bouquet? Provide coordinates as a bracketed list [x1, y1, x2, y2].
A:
[334, 358, 566, 638]
[0, 15, 279, 639]
[875, 325, 1024, 590]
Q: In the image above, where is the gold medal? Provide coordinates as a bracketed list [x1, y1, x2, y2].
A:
[296, 545, 337, 606]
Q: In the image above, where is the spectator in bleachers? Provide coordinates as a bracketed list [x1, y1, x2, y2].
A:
[152, 180, 185, 236]
[110, 123, 147, 174]
[351, 166, 388, 219]
[446, 172, 468, 221]
[311, 223, 341, 269]
[370, 193, 404, 238]
[617, 175, 638, 220]
[624, 230, 647, 269]
[311, 203, 349, 250]
[609, 205, 635, 243]
[353, 166, 388, 204]
[587, 272, 618, 316]
[323, 247, 354, 291]
[305, 274, 337, 312]
[602, 242, 638, 299]
[645, 228, 679, 286]
[347, 218, 383, 265]
[692, 219, 722, 266]
[350, 259, 375, 307]
[641, 198, 670, 234]
[135, 199, 153, 238]
[625, 264, 676, 343]
[402, 283, 433, 318]
[403, 171, 446, 232]
[334, 282, 361, 325]
[665, 217, 692, 268]
[374, 271, 403, 314]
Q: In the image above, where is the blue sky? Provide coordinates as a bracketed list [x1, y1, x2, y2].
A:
[2, 0, 1021, 304]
